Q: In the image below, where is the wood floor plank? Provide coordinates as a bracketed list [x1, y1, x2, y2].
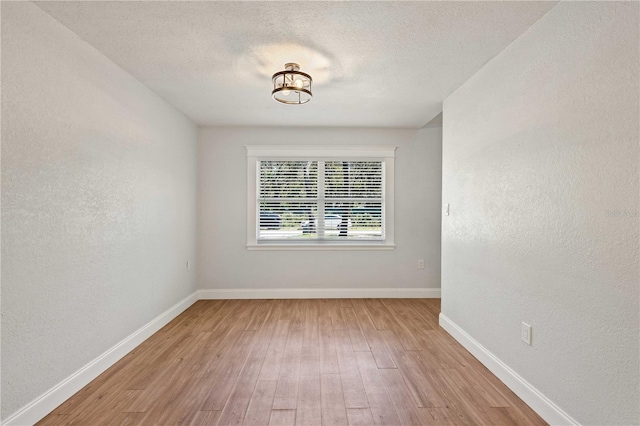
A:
[416, 299, 442, 322]
[331, 304, 349, 331]
[258, 319, 291, 381]
[121, 361, 165, 391]
[380, 330, 447, 408]
[488, 406, 540, 425]
[319, 316, 340, 374]
[354, 351, 401, 426]
[456, 364, 511, 408]
[200, 330, 258, 411]
[346, 408, 375, 426]
[296, 375, 322, 426]
[497, 403, 548, 426]
[269, 409, 296, 426]
[246, 300, 274, 331]
[221, 303, 287, 425]
[409, 349, 485, 422]
[107, 411, 148, 426]
[361, 299, 395, 331]
[190, 410, 222, 425]
[350, 300, 396, 369]
[82, 389, 142, 424]
[216, 333, 273, 425]
[273, 329, 303, 409]
[380, 299, 428, 351]
[181, 300, 229, 334]
[35, 414, 70, 426]
[243, 380, 278, 426]
[320, 374, 348, 426]
[317, 299, 334, 319]
[427, 407, 471, 425]
[338, 299, 353, 308]
[43, 358, 136, 416]
[55, 366, 141, 418]
[402, 358, 476, 425]
[37, 299, 547, 426]
[420, 329, 471, 369]
[340, 376, 369, 411]
[340, 307, 370, 352]
[134, 360, 210, 424]
[378, 368, 431, 425]
[142, 392, 204, 424]
[173, 331, 214, 364]
[434, 367, 505, 425]
[334, 330, 368, 409]
[196, 313, 256, 382]
[393, 299, 437, 331]
[289, 299, 306, 331]
[302, 300, 320, 347]
[203, 300, 260, 348]
[147, 375, 213, 423]
[296, 346, 322, 426]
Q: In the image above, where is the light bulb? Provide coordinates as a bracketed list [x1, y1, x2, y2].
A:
[294, 79, 304, 89]
[279, 82, 290, 96]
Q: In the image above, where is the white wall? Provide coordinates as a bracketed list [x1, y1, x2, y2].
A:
[1, 2, 197, 420]
[442, 2, 638, 424]
[197, 126, 442, 292]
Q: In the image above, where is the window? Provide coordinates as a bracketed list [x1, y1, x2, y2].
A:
[247, 146, 395, 250]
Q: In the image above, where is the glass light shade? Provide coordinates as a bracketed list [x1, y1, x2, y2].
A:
[272, 63, 313, 105]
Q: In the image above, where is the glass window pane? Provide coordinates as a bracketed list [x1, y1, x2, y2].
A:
[258, 202, 318, 240]
[323, 202, 383, 239]
[325, 161, 382, 199]
[259, 161, 317, 199]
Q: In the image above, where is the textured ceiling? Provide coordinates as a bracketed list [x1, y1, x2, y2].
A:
[36, 1, 557, 128]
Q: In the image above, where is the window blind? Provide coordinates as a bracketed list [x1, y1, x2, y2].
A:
[258, 160, 384, 241]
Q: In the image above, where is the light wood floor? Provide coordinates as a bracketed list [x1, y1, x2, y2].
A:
[38, 299, 546, 426]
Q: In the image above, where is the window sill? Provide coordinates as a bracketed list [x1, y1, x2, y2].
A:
[246, 243, 395, 251]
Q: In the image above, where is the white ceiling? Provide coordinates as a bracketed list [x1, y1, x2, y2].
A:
[36, 1, 557, 128]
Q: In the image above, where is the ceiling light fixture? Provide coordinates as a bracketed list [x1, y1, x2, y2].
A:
[272, 63, 312, 105]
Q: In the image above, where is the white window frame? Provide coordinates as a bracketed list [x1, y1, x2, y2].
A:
[246, 145, 396, 250]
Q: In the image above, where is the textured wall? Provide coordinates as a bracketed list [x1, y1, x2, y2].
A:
[1, 3, 198, 420]
[442, 2, 639, 424]
[197, 126, 442, 290]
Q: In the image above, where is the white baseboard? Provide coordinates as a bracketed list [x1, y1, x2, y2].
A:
[3, 292, 199, 426]
[438, 313, 579, 426]
[198, 287, 441, 299]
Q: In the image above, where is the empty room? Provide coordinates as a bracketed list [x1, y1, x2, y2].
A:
[1, 1, 638, 425]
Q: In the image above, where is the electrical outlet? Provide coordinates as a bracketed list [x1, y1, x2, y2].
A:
[417, 259, 425, 269]
[521, 322, 532, 345]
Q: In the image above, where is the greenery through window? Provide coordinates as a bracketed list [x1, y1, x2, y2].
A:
[258, 160, 384, 241]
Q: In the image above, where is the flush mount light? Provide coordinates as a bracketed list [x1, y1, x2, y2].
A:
[271, 63, 313, 105]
